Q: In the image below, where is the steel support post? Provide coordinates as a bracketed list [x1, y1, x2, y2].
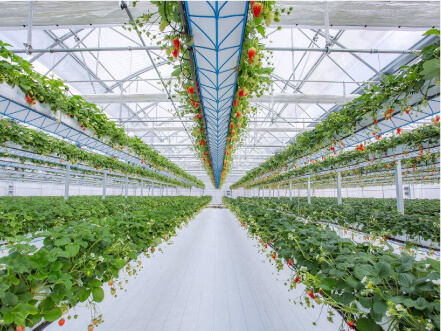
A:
[289, 181, 292, 201]
[140, 178, 143, 197]
[124, 175, 128, 199]
[395, 160, 404, 214]
[307, 178, 311, 204]
[102, 172, 107, 199]
[337, 172, 342, 205]
[277, 185, 280, 199]
[151, 183, 154, 196]
[64, 164, 70, 201]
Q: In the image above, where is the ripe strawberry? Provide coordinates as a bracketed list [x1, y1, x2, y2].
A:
[388, 108, 393, 114]
[233, 99, 239, 107]
[288, 259, 292, 266]
[227, 137, 230, 141]
[194, 102, 199, 108]
[16, 327, 24, 331]
[196, 114, 200, 119]
[187, 86, 194, 94]
[204, 152, 207, 156]
[248, 47, 256, 60]
[307, 290, 314, 298]
[172, 48, 179, 58]
[88, 325, 94, 331]
[26, 94, 32, 104]
[397, 128, 402, 134]
[173, 38, 180, 49]
[231, 130, 235, 135]
[272, 252, 277, 260]
[59, 318, 66, 326]
[238, 88, 249, 98]
[252, 2, 263, 17]
[229, 145, 232, 150]
[237, 112, 241, 117]
[347, 320, 355, 328]
[373, 119, 377, 124]
[318, 289, 322, 295]
[230, 123, 234, 129]
[199, 128, 203, 133]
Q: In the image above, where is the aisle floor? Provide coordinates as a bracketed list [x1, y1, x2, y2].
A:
[45, 208, 342, 331]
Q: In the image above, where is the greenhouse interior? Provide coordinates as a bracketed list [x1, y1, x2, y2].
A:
[0, 1, 440, 330]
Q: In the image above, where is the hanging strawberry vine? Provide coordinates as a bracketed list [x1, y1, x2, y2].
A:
[128, 1, 289, 187]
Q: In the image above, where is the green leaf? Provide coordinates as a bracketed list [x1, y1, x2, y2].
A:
[59, 244, 80, 258]
[171, 68, 181, 77]
[78, 288, 91, 302]
[374, 261, 391, 278]
[422, 58, 440, 79]
[87, 279, 103, 288]
[426, 258, 440, 273]
[43, 307, 62, 322]
[2, 292, 18, 306]
[372, 299, 387, 314]
[54, 237, 71, 246]
[356, 317, 380, 331]
[398, 273, 415, 287]
[358, 297, 373, 309]
[423, 29, 440, 37]
[92, 287, 105, 303]
[256, 25, 265, 37]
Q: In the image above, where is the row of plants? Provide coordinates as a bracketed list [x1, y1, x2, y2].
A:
[266, 155, 440, 190]
[236, 197, 440, 244]
[0, 118, 194, 188]
[231, 29, 440, 189]
[232, 124, 440, 189]
[223, 197, 440, 331]
[0, 195, 212, 330]
[0, 40, 203, 188]
[0, 195, 178, 240]
[129, 1, 280, 187]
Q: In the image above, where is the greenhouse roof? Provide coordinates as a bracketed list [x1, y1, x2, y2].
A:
[0, 1, 439, 189]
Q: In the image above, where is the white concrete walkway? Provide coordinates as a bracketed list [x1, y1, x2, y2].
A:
[45, 208, 341, 331]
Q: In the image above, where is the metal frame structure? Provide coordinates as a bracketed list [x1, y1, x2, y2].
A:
[0, 1, 439, 190]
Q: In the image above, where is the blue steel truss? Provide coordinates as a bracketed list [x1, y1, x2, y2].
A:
[0, 86, 193, 187]
[185, 1, 248, 188]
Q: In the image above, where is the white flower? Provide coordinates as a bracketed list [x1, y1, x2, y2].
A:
[425, 264, 431, 269]
[395, 304, 405, 312]
[98, 256, 104, 262]
[0, 319, 4, 324]
[361, 276, 368, 284]
[90, 253, 95, 258]
[426, 322, 433, 330]
[386, 311, 391, 317]
[300, 266, 307, 271]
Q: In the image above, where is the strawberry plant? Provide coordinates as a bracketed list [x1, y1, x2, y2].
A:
[224, 197, 440, 331]
[0, 196, 211, 330]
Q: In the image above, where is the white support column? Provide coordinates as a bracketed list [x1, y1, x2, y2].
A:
[124, 175, 128, 199]
[64, 164, 70, 201]
[102, 171, 107, 199]
[166, 186, 169, 196]
[189, 187, 192, 196]
[289, 181, 292, 201]
[140, 178, 143, 197]
[277, 185, 280, 198]
[395, 160, 404, 214]
[151, 183, 154, 196]
[307, 178, 311, 204]
[231, 189, 234, 198]
[337, 172, 342, 205]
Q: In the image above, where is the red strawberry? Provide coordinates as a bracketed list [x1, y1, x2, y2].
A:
[237, 112, 241, 117]
[397, 128, 402, 134]
[307, 290, 314, 299]
[248, 47, 256, 60]
[230, 123, 234, 129]
[199, 128, 203, 133]
[233, 99, 239, 107]
[194, 102, 199, 108]
[252, 2, 263, 17]
[231, 130, 235, 135]
[238, 88, 249, 98]
[294, 276, 300, 283]
[229, 145, 232, 149]
[227, 137, 230, 141]
[318, 289, 322, 295]
[388, 108, 393, 114]
[172, 48, 179, 58]
[173, 38, 180, 49]
[204, 152, 207, 156]
[373, 119, 378, 124]
[272, 252, 277, 260]
[196, 114, 200, 119]
[59, 318, 66, 326]
[187, 86, 194, 94]
[347, 321, 355, 328]
[16, 327, 24, 331]
[288, 259, 292, 266]
[26, 94, 32, 104]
